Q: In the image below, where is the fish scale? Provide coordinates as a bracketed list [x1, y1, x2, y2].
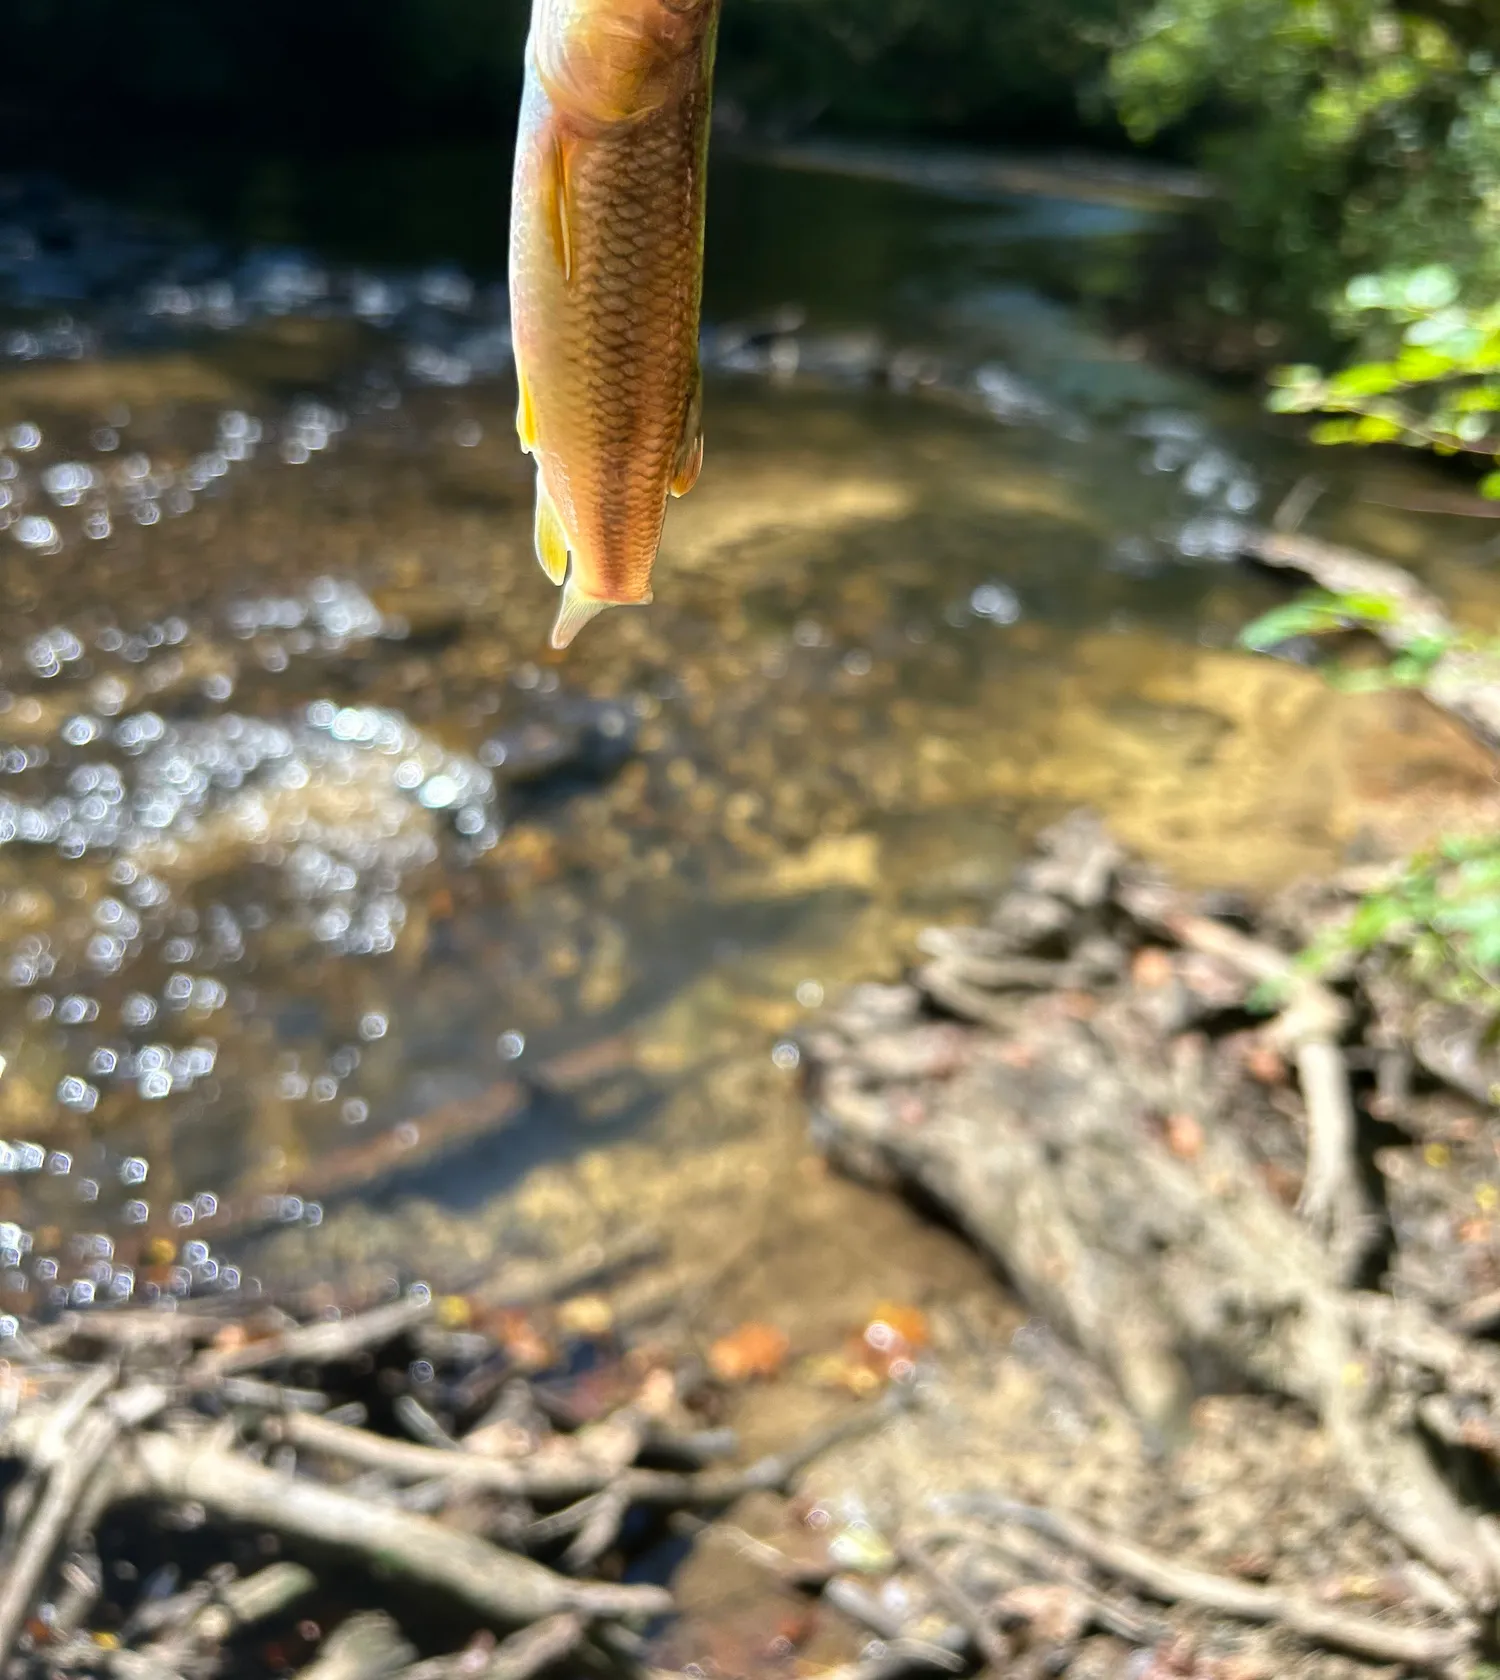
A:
[509, 0, 720, 649]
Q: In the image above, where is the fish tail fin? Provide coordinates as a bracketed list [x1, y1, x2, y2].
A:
[533, 480, 570, 585]
[550, 578, 611, 650]
[549, 577, 652, 651]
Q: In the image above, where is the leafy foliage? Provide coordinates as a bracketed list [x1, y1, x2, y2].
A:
[1298, 836, 1500, 1012]
[1109, 0, 1500, 332]
[3, 0, 1134, 145]
[717, 0, 1129, 135]
[1264, 263, 1500, 496]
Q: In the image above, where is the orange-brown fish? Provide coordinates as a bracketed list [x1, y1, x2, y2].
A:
[509, 0, 720, 649]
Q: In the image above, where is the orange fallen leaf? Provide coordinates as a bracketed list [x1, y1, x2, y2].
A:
[803, 1352, 884, 1396]
[485, 1308, 555, 1372]
[557, 1294, 614, 1338]
[866, 1303, 929, 1352]
[1132, 947, 1175, 988]
[1163, 1112, 1204, 1160]
[1243, 1041, 1287, 1085]
[708, 1322, 790, 1384]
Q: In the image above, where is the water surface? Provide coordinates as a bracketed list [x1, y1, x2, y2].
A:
[0, 143, 1494, 1312]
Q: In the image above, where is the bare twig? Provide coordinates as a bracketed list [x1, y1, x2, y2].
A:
[393, 1395, 457, 1450]
[297, 1613, 416, 1680]
[0, 1406, 120, 1670]
[561, 1485, 632, 1571]
[941, 1494, 1474, 1670]
[274, 1392, 904, 1509]
[1, 1360, 119, 1555]
[898, 1535, 1011, 1668]
[190, 1297, 434, 1381]
[185, 1563, 318, 1645]
[709, 1522, 836, 1587]
[0, 1409, 670, 1629]
[1271, 475, 1327, 535]
[219, 1377, 332, 1413]
[1118, 884, 1377, 1278]
[816, 1639, 969, 1680]
[0, 1382, 164, 1671]
[394, 1614, 585, 1680]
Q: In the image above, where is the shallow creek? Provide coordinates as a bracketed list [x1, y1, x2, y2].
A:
[0, 143, 1494, 1350]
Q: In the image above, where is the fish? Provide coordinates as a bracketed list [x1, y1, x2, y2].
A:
[509, 0, 721, 650]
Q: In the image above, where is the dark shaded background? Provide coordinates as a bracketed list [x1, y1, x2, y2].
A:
[2, 0, 1135, 153]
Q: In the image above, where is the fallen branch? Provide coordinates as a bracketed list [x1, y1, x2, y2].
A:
[1238, 525, 1500, 752]
[810, 819, 1500, 1600]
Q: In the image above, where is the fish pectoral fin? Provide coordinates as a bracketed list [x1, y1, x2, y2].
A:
[550, 578, 613, 651]
[533, 481, 571, 585]
[545, 132, 577, 283]
[670, 367, 704, 498]
[516, 366, 539, 455]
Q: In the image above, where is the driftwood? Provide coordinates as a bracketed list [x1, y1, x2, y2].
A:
[802, 812, 1500, 1661]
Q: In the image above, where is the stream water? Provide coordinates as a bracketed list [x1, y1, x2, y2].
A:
[0, 141, 1496, 1318]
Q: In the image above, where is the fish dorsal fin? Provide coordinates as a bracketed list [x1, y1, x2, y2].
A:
[516, 366, 539, 455]
[546, 132, 576, 282]
[533, 479, 570, 585]
[670, 366, 704, 497]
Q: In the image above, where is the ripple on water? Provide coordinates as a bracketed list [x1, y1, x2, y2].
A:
[0, 569, 500, 1312]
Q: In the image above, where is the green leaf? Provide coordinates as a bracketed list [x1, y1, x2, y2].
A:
[1402, 265, 1460, 311]
[1269, 363, 1324, 388]
[1267, 387, 1318, 413]
[1347, 894, 1410, 947]
[1481, 472, 1500, 499]
[1394, 347, 1457, 383]
[1311, 419, 1362, 445]
[1239, 602, 1337, 649]
[1352, 414, 1405, 443]
[1327, 361, 1398, 397]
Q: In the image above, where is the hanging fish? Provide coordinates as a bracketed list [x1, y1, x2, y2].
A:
[509, 0, 720, 649]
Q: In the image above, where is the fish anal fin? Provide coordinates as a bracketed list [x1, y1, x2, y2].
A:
[533, 481, 570, 585]
[546, 132, 576, 282]
[516, 366, 539, 455]
[670, 368, 704, 498]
